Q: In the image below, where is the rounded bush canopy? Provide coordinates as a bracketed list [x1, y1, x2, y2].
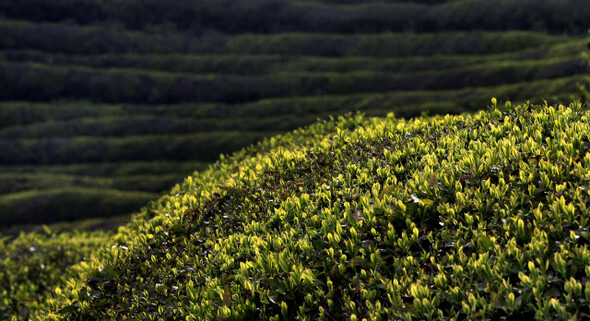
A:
[16, 102, 590, 320]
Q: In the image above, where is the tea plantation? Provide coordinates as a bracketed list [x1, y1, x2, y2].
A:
[1, 0, 589, 228]
[2, 101, 589, 320]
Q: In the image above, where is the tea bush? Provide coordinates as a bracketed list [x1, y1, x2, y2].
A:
[1, 0, 587, 34]
[0, 56, 582, 104]
[0, 131, 271, 165]
[2, 39, 584, 76]
[0, 228, 110, 320]
[0, 173, 181, 194]
[0, 20, 565, 56]
[8, 101, 587, 320]
[0, 188, 158, 226]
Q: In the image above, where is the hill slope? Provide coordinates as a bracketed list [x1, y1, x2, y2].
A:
[5, 101, 589, 320]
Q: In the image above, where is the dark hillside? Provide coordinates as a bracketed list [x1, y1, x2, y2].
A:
[0, 0, 588, 228]
[1, 0, 588, 34]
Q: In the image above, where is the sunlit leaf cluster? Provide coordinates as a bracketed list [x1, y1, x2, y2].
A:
[4, 101, 590, 320]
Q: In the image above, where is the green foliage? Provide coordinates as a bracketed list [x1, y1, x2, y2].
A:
[0, 173, 181, 194]
[2, 39, 584, 76]
[0, 55, 584, 104]
[0, 69, 581, 131]
[577, 34, 590, 104]
[0, 189, 157, 226]
[10, 102, 588, 320]
[0, 131, 271, 165]
[0, 20, 567, 56]
[0, 161, 207, 177]
[1, 0, 587, 231]
[1, 0, 587, 34]
[0, 228, 110, 320]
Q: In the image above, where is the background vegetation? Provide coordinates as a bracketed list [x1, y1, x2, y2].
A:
[0, 0, 588, 229]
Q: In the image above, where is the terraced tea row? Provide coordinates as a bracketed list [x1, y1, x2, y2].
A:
[0, 73, 583, 126]
[0, 188, 157, 226]
[0, 172, 180, 194]
[0, 161, 206, 177]
[1, 0, 587, 34]
[0, 116, 294, 138]
[0, 131, 274, 165]
[1, 21, 569, 56]
[2, 38, 584, 75]
[1, 56, 584, 104]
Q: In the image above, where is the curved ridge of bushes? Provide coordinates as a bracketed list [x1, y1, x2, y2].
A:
[1, 0, 588, 34]
[6, 101, 590, 320]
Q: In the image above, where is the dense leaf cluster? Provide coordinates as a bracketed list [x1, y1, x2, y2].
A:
[0, 228, 110, 319]
[13, 102, 588, 320]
